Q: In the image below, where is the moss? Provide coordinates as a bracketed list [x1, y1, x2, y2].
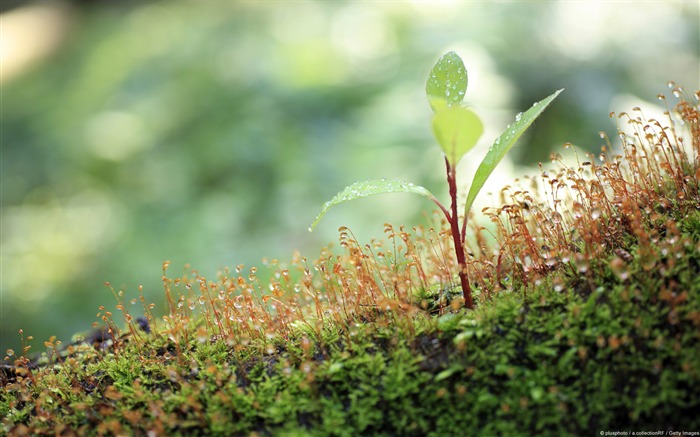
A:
[2, 89, 700, 436]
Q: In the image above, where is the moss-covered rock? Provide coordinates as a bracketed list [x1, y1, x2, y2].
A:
[2, 90, 699, 436]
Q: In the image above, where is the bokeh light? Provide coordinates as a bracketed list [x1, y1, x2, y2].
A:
[1, 0, 697, 354]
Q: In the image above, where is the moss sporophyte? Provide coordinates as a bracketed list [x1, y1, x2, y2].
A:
[309, 51, 563, 309]
[4, 48, 699, 434]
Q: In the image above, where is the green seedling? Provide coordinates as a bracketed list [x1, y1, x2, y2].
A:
[310, 51, 562, 309]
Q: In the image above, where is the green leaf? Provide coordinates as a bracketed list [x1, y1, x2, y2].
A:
[463, 88, 564, 218]
[432, 106, 483, 166]
[530, 386, 545, 402]
[426, 51, 467, 112]
[308, 179, 438, 231]
[434, 365, 461, 382]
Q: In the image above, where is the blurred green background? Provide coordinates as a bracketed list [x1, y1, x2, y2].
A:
[1, 0, 698, 355]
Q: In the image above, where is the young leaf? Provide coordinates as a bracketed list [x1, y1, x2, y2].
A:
[463, 88, 564, 218]
[426, 51, 467, 112]
[432, 106, 483, 167]
[309, 179, 438, 231]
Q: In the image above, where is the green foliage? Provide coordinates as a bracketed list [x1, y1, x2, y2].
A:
[3, 2, 698, 359]
[7, 242, 699, 435]
[427, 51, 483, 166]
[309, 179, 438, 232]
[431, 106, 483, 166]
[425, 51, 468, 111]
[463, 88, 563, 219]
[4, 136, 700, 434]
[310, 51, 561, 308]
[2, 16, 698, 433]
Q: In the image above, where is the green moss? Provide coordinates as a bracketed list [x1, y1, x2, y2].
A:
[4, 235, 699, 434]
[2, 92, 700, 435]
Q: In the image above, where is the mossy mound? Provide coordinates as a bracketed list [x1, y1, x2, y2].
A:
[2, 91, 699, 436]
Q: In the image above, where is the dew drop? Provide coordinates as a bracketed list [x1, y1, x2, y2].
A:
[515, 112, 522, 122]
[610, 257, 629, 281]
[552, 277, 564, 292]
[575, 255, 589, 273]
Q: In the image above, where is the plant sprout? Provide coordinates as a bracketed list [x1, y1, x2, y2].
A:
[309, 51, 563, 309]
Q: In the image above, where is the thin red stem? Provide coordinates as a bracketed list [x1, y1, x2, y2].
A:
[430, 197, 452, 224]
[445, 157, 474, 309]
